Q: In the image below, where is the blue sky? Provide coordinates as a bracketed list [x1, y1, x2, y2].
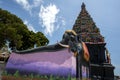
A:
[0, 0, 120, 75]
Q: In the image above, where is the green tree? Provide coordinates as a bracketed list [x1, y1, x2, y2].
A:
[0, 8, 49, 50]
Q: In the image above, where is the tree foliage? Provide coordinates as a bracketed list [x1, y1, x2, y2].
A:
[0, 8, 49, 50]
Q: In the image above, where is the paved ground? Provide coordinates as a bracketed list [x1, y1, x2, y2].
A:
[0, 63, 6, 80]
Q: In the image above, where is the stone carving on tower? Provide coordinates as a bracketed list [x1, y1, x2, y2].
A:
[73, 3, 104, 43]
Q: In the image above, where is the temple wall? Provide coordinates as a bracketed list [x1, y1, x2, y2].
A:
[5, 48, 76, 77]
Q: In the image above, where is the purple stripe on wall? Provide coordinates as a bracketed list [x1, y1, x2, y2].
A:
[6, 48, 76, 77]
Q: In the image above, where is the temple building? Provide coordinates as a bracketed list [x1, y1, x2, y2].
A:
[73, 3, 115, 80]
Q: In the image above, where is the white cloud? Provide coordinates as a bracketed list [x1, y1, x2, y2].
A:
[61, 19, 66, 26]
[15, 0, 66, 36]
[56, 17, 66, 30]
[32, 0, 43, 7]
[24, 20, 36, 33]
[15, 0, 31, 11]
[39, 4, 60, 36]
[15, 0, 42, 14]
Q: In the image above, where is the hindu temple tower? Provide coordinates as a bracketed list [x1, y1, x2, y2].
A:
[73, 3, 115, 80]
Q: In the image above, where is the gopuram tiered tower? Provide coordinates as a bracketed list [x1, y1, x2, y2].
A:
[73, 3, 115, 80]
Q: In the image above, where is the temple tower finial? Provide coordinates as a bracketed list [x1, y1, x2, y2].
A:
[81, 2, 85, 9]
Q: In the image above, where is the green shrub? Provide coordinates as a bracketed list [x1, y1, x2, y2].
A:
[2, 70, 76, 80]
[13, 70, 20, 77]
[2, 71, 8, 76]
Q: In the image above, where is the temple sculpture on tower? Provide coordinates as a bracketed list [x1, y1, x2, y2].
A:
[73, 3, 115, 80]
[73, 3, 104, 43]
